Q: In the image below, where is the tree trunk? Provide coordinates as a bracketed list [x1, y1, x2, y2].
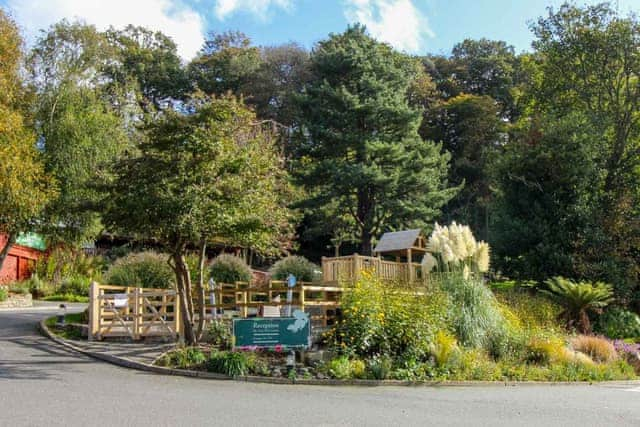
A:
[0, 233, 15, 274]
[180, 254, 194, 318]
[360, 229, 372, 256]
[172, 251, 196, 345]
[195, 239, 207, 341]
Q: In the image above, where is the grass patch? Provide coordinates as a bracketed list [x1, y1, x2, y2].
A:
[45, 313, 86, 340]
[41, 294, 89, 303]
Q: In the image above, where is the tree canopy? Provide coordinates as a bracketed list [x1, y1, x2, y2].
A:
[295, 25, 457, 254]
[103, 96, 294, 343]
[0, 10, 55, 268]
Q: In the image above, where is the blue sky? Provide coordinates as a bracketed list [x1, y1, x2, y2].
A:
[2, 0, 639, 59]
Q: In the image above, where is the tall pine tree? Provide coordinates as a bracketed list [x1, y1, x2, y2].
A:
[296, 25, 456, 254]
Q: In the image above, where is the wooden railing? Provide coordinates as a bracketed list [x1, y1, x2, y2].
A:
[322, 254, 423, 284]
[88, 283, 180, 341]
[200, 281, 344, 328]
[89, 281, 346, 341]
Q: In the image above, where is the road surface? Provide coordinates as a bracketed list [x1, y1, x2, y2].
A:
[1, 307, 639, 426]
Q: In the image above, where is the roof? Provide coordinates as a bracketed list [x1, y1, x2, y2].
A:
[373, 229, 423, 253]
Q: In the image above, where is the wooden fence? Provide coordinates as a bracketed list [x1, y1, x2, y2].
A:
[88, 283, 180, 341]
[322, 254, 423, 284]
[88, 281, 345, 341]
[201, 280, 343, 328]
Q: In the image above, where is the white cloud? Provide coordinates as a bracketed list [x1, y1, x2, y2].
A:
[214, 0, 293, 21]
[343, 0, 434, 53]
[6, 0, 205, 60]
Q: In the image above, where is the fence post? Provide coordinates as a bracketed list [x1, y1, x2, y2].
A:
[321, 256, 327, 282]
[174, 290, 182, 341]
[88, 281, 100, 341]
[353, 253, 361, 281]
[132, 287, 140, 340]
[241, 290, 248, 318]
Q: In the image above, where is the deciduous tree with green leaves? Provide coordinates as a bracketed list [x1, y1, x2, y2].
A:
[296, 25, 456, 254]
[523, 3, 640, 302]
[424, 93, 502, 240]
[0, 10, 56, 270]
[103, 96, 294, 344]
[28, 21, 130, 245]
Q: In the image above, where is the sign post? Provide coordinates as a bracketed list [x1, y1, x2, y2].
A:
[286, 274, 296, 317]
[233, 310, 311, 351]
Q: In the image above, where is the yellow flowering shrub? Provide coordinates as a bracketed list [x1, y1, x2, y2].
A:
[329, 271, 452, 360]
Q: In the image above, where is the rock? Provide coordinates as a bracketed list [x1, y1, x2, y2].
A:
[297, 367, 310, 376]
[315, 372, 328, 380]
[305, 349, 336, 365]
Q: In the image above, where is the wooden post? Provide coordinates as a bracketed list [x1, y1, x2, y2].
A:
[299, 282, 306, 313]
[88, 281, 100, 341]
[174, 290, 183, 341]
[353, 253, 361, 281]
[407, 249, 413, 283]
[321, 256, 327, 282]
[241, 290, 248, 318]
[133, 287, 140, 340]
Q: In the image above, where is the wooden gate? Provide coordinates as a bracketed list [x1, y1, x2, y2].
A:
[89, 283, 180, 341]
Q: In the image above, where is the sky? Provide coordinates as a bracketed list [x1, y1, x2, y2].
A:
[2, 0, 639, 60]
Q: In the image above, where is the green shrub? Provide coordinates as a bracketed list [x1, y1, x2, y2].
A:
[595, 308, 640, 339]
[209, 254, 252, 284]
[26, 274, 54, 298]
[327, 356, 353, 379]
[8, 282, 30, 295]
[104, 251, 174, 289]
[160, 347, 206, 369]
[246, 354, 270, 376]
[36, 248, 104, 283]
[367, 355, 392, 380]
[0, 288, 7, 302]
[526, 337, 572, 365]
[351, 359, 367, 379]
[269, 256, 320, 282]
[206, 321, 232, 349]
[494, 288, 563, 333]
[330, 272, 451, 360]
[59, 275, 91, 296]
[207, 351, 250, 377]
[429, 331, 459, 367]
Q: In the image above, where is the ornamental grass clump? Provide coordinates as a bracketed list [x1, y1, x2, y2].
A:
[439, 272, 506, 351]
[207, 351, 250, 377]
[570, 335, 618, 363]
[423, 222, 490, 274]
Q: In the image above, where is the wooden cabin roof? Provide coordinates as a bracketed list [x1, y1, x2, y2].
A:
[373, 229, 424, 254]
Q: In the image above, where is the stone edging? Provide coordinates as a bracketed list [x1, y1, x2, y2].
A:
[39, 318, 640, 387]
[0, 293, 33, 309]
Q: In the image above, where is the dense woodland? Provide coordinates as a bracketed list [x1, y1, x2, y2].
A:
[1, 1, 640, 317]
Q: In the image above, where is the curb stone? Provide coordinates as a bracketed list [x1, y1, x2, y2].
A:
[39, 318, 640, 388]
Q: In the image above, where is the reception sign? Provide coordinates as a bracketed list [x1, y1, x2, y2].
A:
[233, 310, 311, 350]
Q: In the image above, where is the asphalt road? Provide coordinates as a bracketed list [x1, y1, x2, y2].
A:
[1, 307, 640, 427]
